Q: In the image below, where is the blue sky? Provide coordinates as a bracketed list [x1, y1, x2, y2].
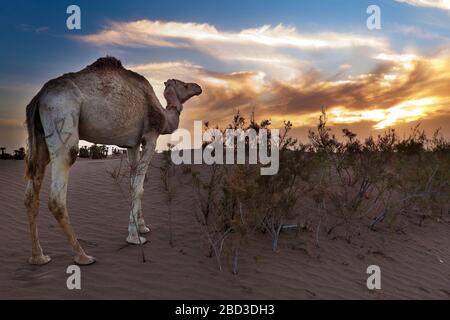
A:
[1, 0, 449, 80]
[1, 0, 449, 150]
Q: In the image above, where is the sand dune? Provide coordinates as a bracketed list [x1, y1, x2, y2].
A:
[0, 157, 449, 299]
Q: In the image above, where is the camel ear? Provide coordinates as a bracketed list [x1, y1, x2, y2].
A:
[165, 79, 175, 87]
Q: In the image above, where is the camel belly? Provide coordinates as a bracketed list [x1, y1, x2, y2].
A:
[78, 99, 146, 147]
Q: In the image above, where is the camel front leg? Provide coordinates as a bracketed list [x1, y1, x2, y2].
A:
[126, 132, 157, 244]
[127, 146, 149, 234]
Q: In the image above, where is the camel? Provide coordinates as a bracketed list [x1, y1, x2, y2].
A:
[24, 57, 202, 265]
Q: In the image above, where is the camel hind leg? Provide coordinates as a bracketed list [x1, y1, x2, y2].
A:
[47, 151, 95, 265]
[24, 143, 50, 265]
[39, 94, 95, 265]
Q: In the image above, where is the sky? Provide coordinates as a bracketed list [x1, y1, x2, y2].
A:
[0, 0, 449, 151]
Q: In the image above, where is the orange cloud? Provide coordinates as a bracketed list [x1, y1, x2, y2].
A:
[144, 51, 450, 139]
[0, 118, 23, 128]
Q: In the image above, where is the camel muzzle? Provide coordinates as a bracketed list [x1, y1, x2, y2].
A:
[194, 85, 202, 96]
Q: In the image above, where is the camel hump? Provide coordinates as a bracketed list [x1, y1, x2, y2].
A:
[83, 56, 149, 84]
[86, 56, 123, 70]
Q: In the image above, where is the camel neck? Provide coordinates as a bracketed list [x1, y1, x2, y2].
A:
[167, 103, 181, 115]
[160, 104, 181, 134]
[166, 104, 181, 115]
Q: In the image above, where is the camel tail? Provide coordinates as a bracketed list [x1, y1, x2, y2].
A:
[25, 94, 46, 180]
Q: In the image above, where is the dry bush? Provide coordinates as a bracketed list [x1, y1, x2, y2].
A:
[189, 163, 231, 271]
[304, 111, 449, 239]
[380, 127, 450, 228]
[79, 144, 108, 159]
[158, 145, 177, 247]
[185, 110, 450, 272]
[188, 113, 311, 273]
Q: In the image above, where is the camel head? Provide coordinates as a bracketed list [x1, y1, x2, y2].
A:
[164, 79, 202, 105]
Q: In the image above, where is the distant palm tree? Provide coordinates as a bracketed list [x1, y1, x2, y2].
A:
[0, 147, 5, 156]
[101, 145, 108, 157]
[79, 146, 90, 158]
[13, 147, 26, 160]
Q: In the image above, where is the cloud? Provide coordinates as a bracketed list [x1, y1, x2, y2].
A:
[326, 98, 444, 129]
[77, 19, 388, 81]
[127, 61, 204, 99]
[78, 20, 387, 51]
[138, 51, 450, 135]
[0, 118, 23, 128]
[19, 24, 49, 33]
[35, 26, 49, 33]
[395, 0, 450, 11]
[2, 52, 449, 151]
[266, 52, 450, 128]
[395, 25, 450, 42]
[126, 61, 266, 123]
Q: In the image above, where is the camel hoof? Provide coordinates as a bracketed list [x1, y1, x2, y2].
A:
[74, 255, 96, 265]
[29, 255, 52, 265]
[139, 225, 150, 234]
[126, 235, 148, 245]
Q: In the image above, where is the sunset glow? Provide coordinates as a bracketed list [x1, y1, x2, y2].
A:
[0, 0, 449, 150]
[327, 98, 437, 129]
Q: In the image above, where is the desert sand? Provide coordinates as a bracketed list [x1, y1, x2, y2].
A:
[0, 156, 449, 299]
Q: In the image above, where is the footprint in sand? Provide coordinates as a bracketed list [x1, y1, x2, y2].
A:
[13, 266, 55, 287]
[440, 289, 450, 297]
[304, 289, 317, 298]
[78, 238, 98, 247]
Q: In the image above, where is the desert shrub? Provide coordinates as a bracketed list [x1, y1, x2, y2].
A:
[232, 121, 307, 251]
[79, 146, 90, 158]
[0, 147, 13, 160]
[305, 113, 450, 237]
[90, 144, 108, 159]
[112, 147, 125, 157]
[186, 109, 449, 272]
[304, 111, 393, 241]
[159, 145, 177, 247]
[13, 147, 26, 160]
[381, 128, 450, 227]
[189, 113, 311, 274]
[78, 144, 109, 159]
[189, 163, 230, 271]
